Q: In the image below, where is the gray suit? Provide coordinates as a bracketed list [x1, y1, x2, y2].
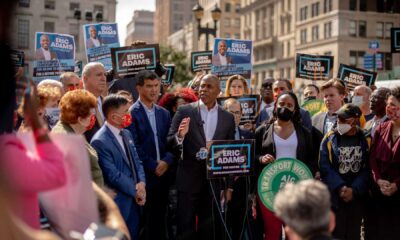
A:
[86, 38, 102, 49]
[212, 54, 233, 66]
[168, 101, 235, 239]
[35, 48, 57, 60]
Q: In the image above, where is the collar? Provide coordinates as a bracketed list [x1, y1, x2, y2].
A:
[199, 99, 218, 112]
[138, 98, 155, 112]
[105, 121, 121, 136]
[42, 47, 50, 52]
[218, 53, 226, 58]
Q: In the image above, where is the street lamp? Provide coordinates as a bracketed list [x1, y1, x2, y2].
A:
[193, 3, 221, 50]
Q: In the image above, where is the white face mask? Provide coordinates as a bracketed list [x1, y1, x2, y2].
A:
[45, 107, 60, 128]
[352, 96, 364, 107]
[337, 123, 352, 135]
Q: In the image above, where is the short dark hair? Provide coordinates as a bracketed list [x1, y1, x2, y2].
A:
[135, 70, 159, 86]
[390, 86, 400, 101]
[306, 84, 320, 94]
[102, 94, 129, 119]
[275, 78, 292, 90]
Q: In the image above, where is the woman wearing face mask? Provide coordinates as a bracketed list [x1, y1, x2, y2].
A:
[51, 89, 104, 186]
[255, 91, 315, 240]
[319, 103, 370, 240]
[367, 86, 400, 240]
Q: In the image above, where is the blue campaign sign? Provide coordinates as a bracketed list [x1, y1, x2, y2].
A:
[337, 64, 377, 90]
[295, 53, 334, 80]
[391, 28, 400, 53]
[369, 41, 380, 50]
[83, 23, 120, 70]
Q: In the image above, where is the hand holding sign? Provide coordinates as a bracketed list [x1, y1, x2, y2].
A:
[178, 117, 190, 138]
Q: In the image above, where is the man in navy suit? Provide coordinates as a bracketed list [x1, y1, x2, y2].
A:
[127, 70, 174, 240]
[91, 94, 146, 239]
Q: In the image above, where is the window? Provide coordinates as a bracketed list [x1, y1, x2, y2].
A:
[349, 20, 357, 36]
[225, 3, 231, 12]
[287, 41, 291, 56]
[235, 4, 241, 13]
[234, 33, 240, 39]
[383, 52, 392, 70]
[287, 0, 291, 10]
[311, 2, 320, 17]
[44, 21, 54, 32]
[19, 0, 30, 7]
[312, 25, 319, 41]
[324, 22, 332, 39]
[281, 0, 284, 11]
[349, 0, 357, 11]
[376, 22, 384, 38]
[360, 1, 366, 11]
[94, 5, 104, 13]
[17, 19, 29, 49]
[286, 67, 291, 79]
[324, 51, 332, 56]
[224, 33, 231, 38]
[349, 51, 365, 67]
[300, 29, 307, 44]
[358, 21, 366, 37]
[385, 22, 393, 38]
[70, 2, 79, 11]
[300, 7, 306, 21]
[44, 0, 55, 10]
[224, 19, 231, 27]
[324, 0, 332, 13]
[280, 69, 285, 78]
[233, 18, 240, 28]
[174, 14, 183, 21]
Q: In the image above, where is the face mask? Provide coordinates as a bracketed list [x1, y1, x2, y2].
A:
[45, 107, 60, 128]
[120, 113, 132, 128]
[276, 107, 293, 122]
[86, 115, 96, 131]
[337, 123, 352, 135]
[68, 85, 78, 91]
[304, 96, 316, 102]
[352, 96, 364, 107]
[386, 105, 400, 121]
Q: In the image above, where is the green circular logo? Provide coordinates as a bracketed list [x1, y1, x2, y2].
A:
[257, 158, 313, 211]
[301, 99, 325, 117]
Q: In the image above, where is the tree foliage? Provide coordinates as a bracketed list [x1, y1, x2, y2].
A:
[160, 45, 192, 86]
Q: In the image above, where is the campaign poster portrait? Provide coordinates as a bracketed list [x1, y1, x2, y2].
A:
[74, 60, 83, 77]
[83, 23, 120, 70]
[211, 38, 253, 91]
[296, 54, 334, 81]
[161, 64, 175, 85]
[207, 139, 255, 179]
[191, 51, 212, 72]
[218, 94, 260, 125]
[337, 64, 377, 91]
[10, 50, 24, 68]
[111, 44, 160, 78]
[391, 28, 400, 53]
[33, 32, 75, 82]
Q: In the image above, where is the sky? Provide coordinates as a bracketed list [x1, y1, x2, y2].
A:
[116, 0, 155, 46]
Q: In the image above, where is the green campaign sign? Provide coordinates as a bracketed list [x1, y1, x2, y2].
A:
[301, 99, 325, 117]
[258, 158, 313, 211]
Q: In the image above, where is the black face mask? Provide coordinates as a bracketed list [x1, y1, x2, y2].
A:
[276, 107, 293, 121]
[304, 96, 316, 102]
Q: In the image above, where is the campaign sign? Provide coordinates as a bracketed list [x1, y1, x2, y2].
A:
[33, 32, 75, 82]
[258, 158, 313, 211]
[191, 51, 212, 72]
[212, 38, 252, 91]
[301, 99, 325, 117]
[74, 60, 83, 77]
[207, 139, 255, 179]
[218, 95, 260, 125]
[337, 64, 377, 90]
[83, 23, 120, 70]
[162, 64, 175, 85]
[296, 54, 333, 80]
[111, 44, 160, 78]
[391, 28, 400, 53]
[10, 50, 24, 68]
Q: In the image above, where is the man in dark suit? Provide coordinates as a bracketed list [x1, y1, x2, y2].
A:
[82, 62, 107, 142]
[126, 70, 174, 240]
[35, 34, 57, 60]
[91, 94, 146, 239]
[168, 74, 236, 240]
[212, 40, 233, 66]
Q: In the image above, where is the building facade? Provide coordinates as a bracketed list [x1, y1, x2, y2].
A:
[125, 10, 154, 46]
[13, 0, 117, 76]
[154, 0, 197, 45]
[167, 22, 198, 56]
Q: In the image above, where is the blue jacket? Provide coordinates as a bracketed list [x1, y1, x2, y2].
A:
[256, 106, 312, 131]
[91, 125, 146, 220]
[318, 128, 371, 209]
[127, 101, 174, 191]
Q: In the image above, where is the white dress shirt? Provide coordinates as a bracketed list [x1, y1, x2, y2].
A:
[97, 97, 105, 121]
[106, 122, 126, 155]
[218, 53, 227, 65]
[91, 38, 101, 47]
[199, 100, 219, 142]
[260, 100, 274, 111]
[41, 48, 51, 60]
[139, 99, 161, 161]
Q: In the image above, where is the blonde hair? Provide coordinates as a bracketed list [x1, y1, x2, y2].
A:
[224, 74, 249, 97]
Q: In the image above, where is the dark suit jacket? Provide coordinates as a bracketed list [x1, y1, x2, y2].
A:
[35, 48, 57, 60]
[127, 101, 174, 192]
[108, 77, 139, 100]
[91, 125, 145, 222]
[256, 106, 313, 131]
[168, 101, 236, 194]
[212, 54, 233, 66]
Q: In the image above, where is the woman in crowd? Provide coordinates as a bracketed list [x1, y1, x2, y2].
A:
[368, 86, 400, 239]
[52, 89, 104, 186]
[38, 85, 63, 129]
[0, 84, 66, 229]
[224, 74, 250, 97]
[255, 91, 314, 240]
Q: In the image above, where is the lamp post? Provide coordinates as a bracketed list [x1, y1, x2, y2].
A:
[192, 3, 221, 51]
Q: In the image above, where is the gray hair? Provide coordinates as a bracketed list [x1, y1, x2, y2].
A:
[82, 62, 105, 78]
[354, 85, 372, 96]
[274, 180, 331, 238]
[37, 79, 63, 89]
[59, 72, 79, 84]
